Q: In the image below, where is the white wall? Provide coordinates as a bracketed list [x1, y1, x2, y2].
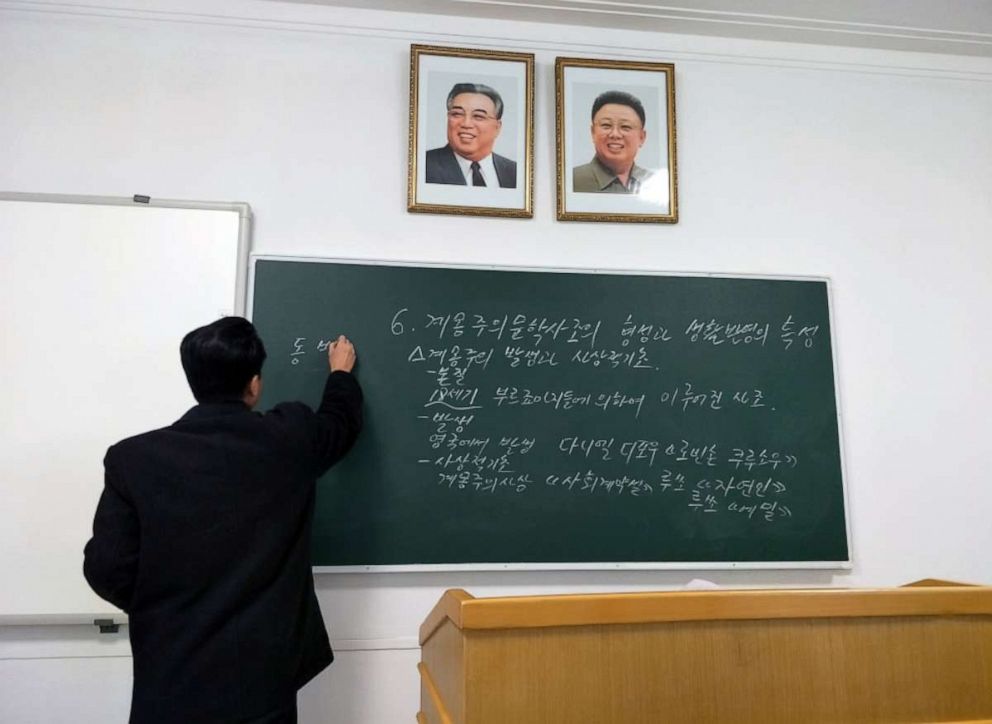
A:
[2, 0, 992, 721]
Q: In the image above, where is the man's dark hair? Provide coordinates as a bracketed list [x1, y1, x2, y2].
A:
[591, 90, 646, 127]
[446, 82, 504, 120]
[180, 317, 267, 403]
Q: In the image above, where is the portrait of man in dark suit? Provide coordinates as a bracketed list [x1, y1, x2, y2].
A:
[425, 82, 517, 189]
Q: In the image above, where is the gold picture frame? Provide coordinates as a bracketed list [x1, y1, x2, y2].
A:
[556, 57, 678, 223]
[408, 44, 534, 218]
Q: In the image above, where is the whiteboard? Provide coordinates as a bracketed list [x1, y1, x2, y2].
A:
[0, 193, 250, 624]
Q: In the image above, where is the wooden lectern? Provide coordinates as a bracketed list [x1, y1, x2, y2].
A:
[418, 581, 992, 723]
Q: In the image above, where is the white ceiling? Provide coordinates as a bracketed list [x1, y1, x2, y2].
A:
[271, 0, 992, 56]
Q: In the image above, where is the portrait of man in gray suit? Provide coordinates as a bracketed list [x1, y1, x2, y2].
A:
[425, 82, 517, 189]
[572, 90, 653, 194]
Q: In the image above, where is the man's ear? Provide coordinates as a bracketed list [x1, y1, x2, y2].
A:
[244, 375, 262, 408]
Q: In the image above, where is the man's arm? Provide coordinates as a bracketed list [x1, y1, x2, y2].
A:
[310, 335, 363, 474]
[83, 451, 139, 612]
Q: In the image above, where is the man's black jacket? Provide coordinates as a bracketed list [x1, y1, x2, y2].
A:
[83, 371, 363, 723]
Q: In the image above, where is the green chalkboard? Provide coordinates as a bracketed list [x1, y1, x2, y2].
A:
[250, 257, 848, 569]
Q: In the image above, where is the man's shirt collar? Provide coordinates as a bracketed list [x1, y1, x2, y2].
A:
[178, 400, 252, 423]
[588, 155, 648, 193]
[453, 150, 497, 186]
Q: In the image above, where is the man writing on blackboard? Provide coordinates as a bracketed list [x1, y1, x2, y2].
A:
[83, 317, 362, 724]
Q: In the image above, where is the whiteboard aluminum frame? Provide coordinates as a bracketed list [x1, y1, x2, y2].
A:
[0, 192, 252, 626]
[249, 254, 853, 573]
[0, 192, 251, 316]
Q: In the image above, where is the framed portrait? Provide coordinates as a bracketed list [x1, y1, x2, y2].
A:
[556, 57, 678, 223]
[408, 44, 534, 218]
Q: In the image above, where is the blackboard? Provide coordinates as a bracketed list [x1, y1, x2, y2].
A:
[249, 257, 849, 569]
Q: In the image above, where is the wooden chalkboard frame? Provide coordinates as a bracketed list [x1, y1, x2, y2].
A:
[248, 255, 853, 572]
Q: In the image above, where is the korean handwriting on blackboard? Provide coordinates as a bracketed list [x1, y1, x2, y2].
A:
[286, 306, 824, 524]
